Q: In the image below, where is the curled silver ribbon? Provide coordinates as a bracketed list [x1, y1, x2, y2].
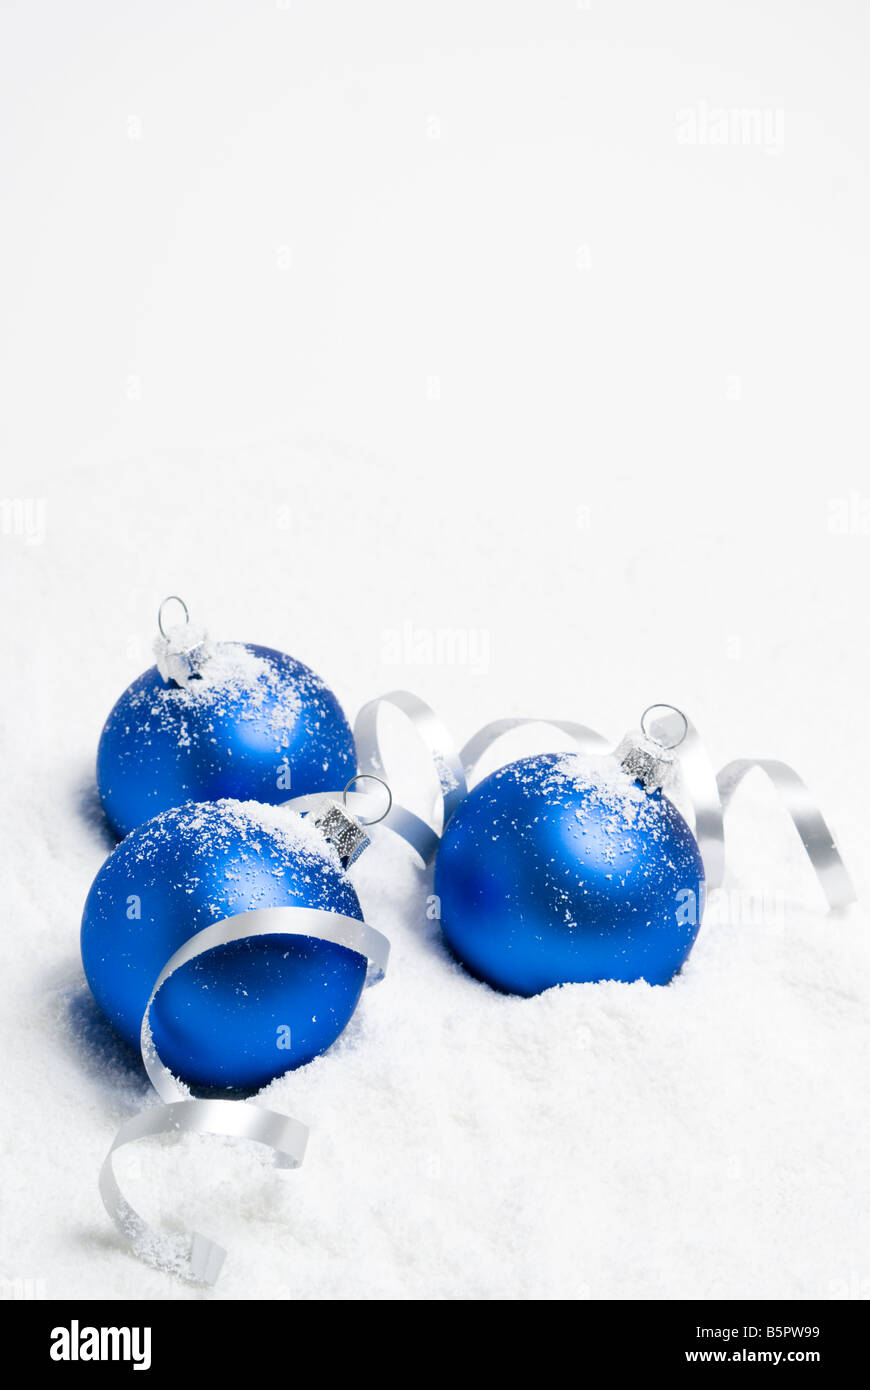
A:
[353, 692, 856, 907]
[716, 759, 854, 910]
[100, 900, 389, 1285]
[354, 690, 467, 860]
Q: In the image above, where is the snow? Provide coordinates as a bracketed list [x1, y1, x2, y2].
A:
[2, 3, 870, 1303]
[549, 750, 656, 822]
[124, 642, 302, 750]
[122, 800, 341, 883]
[4, 666, 869, 1301]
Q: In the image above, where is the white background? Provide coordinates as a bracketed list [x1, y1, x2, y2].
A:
[2, 1, 869, 1300]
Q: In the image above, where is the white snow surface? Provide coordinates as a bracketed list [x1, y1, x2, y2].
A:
[5, 647, 870, 1304]
[3, 2, 870, 1303]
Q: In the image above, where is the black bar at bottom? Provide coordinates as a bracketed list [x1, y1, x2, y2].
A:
[1, 1298, 864, 1373]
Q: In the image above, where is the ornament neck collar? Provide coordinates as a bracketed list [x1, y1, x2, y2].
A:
[613, 731, 676, 794]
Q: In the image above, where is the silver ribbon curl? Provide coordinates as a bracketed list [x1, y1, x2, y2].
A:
[354, 690, 467, 861]
[100, 900, 389, 1285]
[716, 759, 855, 910]
[353, 692, 856, 908]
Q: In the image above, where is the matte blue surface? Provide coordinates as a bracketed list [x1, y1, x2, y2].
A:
[434, 752, 705, 996]
[97, 643, 356, 839]
[81, 801, 367, 1090]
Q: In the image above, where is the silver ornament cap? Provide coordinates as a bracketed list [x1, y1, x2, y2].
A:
[614, 703, 689, 793]
[153, 595, 214, 688]
[613, 731, 676, 793]
[314, 800, 371, 870]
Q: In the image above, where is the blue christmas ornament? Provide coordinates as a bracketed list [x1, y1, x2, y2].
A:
[433, 731, 705, 996]
[81, 798, 371, 1090]
[96, 597, 356, 839]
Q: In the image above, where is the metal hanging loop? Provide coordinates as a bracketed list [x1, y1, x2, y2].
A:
[157, 595, 190, 639]
[342, 774, 393, 827]
[640, 703, 689, 751]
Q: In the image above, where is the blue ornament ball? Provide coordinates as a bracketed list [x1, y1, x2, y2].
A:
[80, 799, 367, 1090]
[433, 751, 705, 996]
[97, 642, 356, 839]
